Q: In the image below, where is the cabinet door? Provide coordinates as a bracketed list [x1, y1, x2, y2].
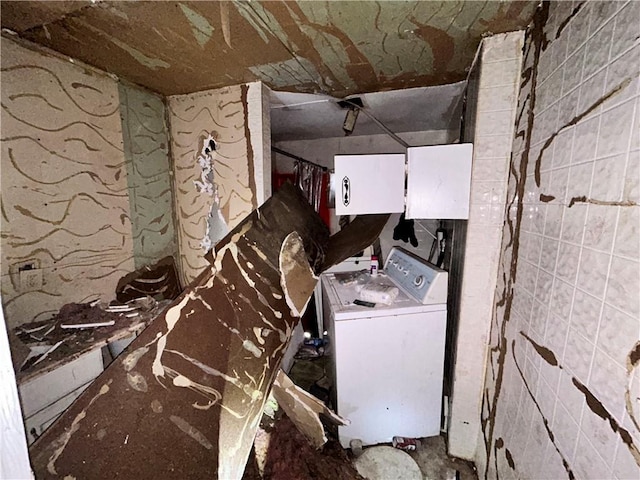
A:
[406, 144, 473, 219]
[334, 154, 405, 215]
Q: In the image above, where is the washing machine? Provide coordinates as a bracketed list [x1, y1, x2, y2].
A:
[321, 247, 448, 448]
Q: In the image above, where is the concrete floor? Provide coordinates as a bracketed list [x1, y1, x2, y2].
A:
[407, 435, 477, 480]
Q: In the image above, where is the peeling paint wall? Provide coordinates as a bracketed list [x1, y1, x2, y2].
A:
[167, 82, 270, 285]
[118, 82, 177, 269]
[479, 2, 639, 479]
[1, 38, 135, 328]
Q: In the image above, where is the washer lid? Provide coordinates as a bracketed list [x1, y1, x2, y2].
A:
[321, 273, 446, 320]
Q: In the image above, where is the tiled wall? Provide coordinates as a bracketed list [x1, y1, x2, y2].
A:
[1, 38, 135, 327]
[478, 2, 639, 479]
[448, 31, 525, 460]
[167, 82, 270, 285]
[118, 83, 176, 269]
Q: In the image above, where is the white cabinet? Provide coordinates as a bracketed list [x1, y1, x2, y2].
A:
[19, 348, 103, 444]
[334, 154, 405, 215]
[406, 144, 473, 219]
[333, 145, 473, 219]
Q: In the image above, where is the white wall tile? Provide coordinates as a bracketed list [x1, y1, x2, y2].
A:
[611, 1, 640, 59]
[583, 18, 615, 79]
[554, 252, 579, 300]
[556, 371, 585, 424]
[583, 204, 618, 251]
[624, 149, 639, 200]
[560, 204, 587, 244]
[571, 115, 600, 163]
[562, 46, 585, 96]
[540, 236, 560, 273]
[605, 255, 640, 317]
[613, 437, 640, 480]
[588, 348, 628, 419]
[572, 431, 613, 480]
[614, 206, 639, 259]
[597, 100, 635, 159]
[597, 304, 638, 367]
[473, 7, 639, 478]
[576, 247, 610, 298]
[563, 327, 595, 382]
[591, 154, 627, 201]
[551, 402, 580, 461]
[606, 45, 640, 105]
[571, 288, 603, 333]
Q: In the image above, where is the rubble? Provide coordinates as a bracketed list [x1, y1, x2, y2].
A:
[29, 183, 388, 479]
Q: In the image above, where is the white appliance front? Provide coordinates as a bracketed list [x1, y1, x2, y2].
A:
[322, 273, 446, 448]
[406, 143, 473, 219]
[334, 154, 405, 215]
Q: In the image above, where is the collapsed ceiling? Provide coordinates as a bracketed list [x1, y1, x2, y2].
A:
[0, 1, 537, 97]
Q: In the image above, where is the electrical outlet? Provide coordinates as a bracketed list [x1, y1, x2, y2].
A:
[20, 267, 43, 290]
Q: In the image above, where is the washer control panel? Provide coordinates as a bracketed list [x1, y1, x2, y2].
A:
[384, 247, 448, 304]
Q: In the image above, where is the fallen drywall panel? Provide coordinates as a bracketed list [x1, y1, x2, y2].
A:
[271, 369, 348, 449]
[29, 183, 386, 479]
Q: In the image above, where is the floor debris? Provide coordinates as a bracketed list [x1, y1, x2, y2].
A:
[271, 369, 348, 449]
[29, 183, 387, 479]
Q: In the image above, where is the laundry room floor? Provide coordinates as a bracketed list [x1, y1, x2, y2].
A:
[286, 356, 478, 480]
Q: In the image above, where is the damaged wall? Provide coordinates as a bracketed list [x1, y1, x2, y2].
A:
[118, 82, 176, 269]
[167, 82, 271, 285]
[0, 37, 178, 327]
[478, 2, 639, 479]
[0, 38, 135, 328]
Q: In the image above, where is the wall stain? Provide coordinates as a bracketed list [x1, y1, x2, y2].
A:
[512, 340, 576, 479]
[555, 2, 586, 39]
[539, 193, 555, 203]
[567, 195, 637, 208]
[240, 84, 257, 210]
[626, 341, 640, 434]
[504, 448, 515, 470]
[409, 17, 455, 73]
[520, 330, 640, 468]
[533, 77, 632, 187]
[520, 331, 560, 367]
[480, 5, 549, 479]
[572, 377, 640, 465]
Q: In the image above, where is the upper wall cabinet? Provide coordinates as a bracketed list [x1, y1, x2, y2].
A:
[334, 144, 473, 219]
[334, 154, 406, 215]
[406, 144, 473, 220]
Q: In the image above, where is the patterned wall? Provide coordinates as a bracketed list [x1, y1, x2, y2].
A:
[118, 83, 176, 269]
[478, 2, 639, 479]
[167, 83, 265, 285]
[1, 39, 135, 328]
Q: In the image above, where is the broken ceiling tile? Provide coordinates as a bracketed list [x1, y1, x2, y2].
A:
[271, 369, 348, 449]
[30, 183, 386, 479]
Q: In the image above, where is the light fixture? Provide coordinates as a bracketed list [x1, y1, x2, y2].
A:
[338, 97, 364, 136]
[342, 107, 359, 135]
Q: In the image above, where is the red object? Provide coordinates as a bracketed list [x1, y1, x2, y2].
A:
[272, 172, 330, 228]
[392, 436, 421, 451]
